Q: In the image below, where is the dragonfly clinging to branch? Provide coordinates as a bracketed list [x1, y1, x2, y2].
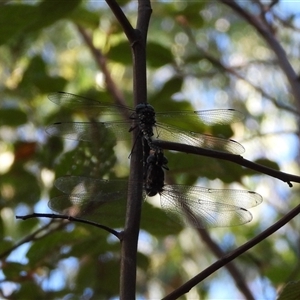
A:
[49, 150, 262, 229]
[45, 92, 245, 155]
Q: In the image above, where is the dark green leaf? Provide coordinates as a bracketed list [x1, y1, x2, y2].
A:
[179, 2, 205, 28]
[0, 166, 40, 206]
[150, 77, 184, 106]
[27, 0, 82, 32]
[109, 41, 173, 68]
[137, 251, 150, 271]
[11, 282, 45, 299]
[108, 41, 132, 65]
[69, 7, 100, 29]
[2, 261, 26, 278]
[0, 0, 81, 46]
[0, 5, 37, 45]
[26, 230, 78, 266]
[20, 55, 67, 94]
[76, 257, 120, 297]
[0, 108, 27, 127]
[0, 239, 14, 255]
[166, 151, 245, 184]
[147, 42, 173, 68]
[254, 158, 280, 171]
[141, 202, 182, 236]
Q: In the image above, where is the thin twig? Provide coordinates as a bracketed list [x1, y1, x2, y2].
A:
[76, 25, 128, 113]
[151, 140, 300, 187]
[163, 202, 300, 299]
[16, 213, 122, 240]
[0, 220, 64, 259]
[181, 25, 299, 116]
[219, 0, 300, 111]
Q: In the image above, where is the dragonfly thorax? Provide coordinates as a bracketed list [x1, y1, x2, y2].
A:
[135, 103, 156, 143]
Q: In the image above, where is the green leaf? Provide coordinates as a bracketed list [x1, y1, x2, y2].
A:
[0, 4, 37, 45]
[0, 108, 27, 127]
[147, 42, 173, 68]
[11, 282, 45, 300]
[20, 55, 67, 94]
[27, 0, 82, 32]
[75, 256, 120, 296]
[69, 7, 100, 29]
[17, 218, 40, 238]
[0, 0, 81, 45]
[149, 77, 184, 106]
[179, 2, 205, 28]
[254, 158, 280, 171]
[1, 166, 40, 206]
[137, 251, 150, 271]
[278, 281, 300, 300]
[0, 239, 14, 255]
[166, 151, 246, 184]
[108, 41, 173, 68]
[108, 41, 132, 65]
[141, 202, 182, 236]
[2, 262, 26, 278]
[26, 230, 78, 266]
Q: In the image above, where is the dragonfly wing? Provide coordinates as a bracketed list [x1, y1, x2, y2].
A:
[159, 185, 261, 228]
[54, 176, 128, 194]
[155, 109, 244, 125]
[154, 123, 245, 154]
[48, 92, 132, 115]
[45, 121, 132, 141]
[50, 177, 128, 224]
[169, 185, 263, 208]
[48, 194, 127, 224]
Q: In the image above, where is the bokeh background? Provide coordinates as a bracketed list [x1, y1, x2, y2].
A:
[0, 1, 299, 299]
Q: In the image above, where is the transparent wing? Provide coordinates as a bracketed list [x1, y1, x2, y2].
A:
[48, 92, 133, 115]
[49, 176, 128, 224]
[45, 121, 132, 141]
[154, 123, 245, 154]
[156, 109, 244, 125]
[159, 185, 262, 228]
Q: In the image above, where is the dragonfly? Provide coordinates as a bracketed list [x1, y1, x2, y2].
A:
[49, 150, 262, 228]
[45, 92, 245, 155]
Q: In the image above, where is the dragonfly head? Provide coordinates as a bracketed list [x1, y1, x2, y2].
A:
[135, 103, 155, 115]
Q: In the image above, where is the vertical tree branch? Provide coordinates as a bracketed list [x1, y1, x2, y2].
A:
[120, 2, 152, 298]
[106, 0, 152, 299]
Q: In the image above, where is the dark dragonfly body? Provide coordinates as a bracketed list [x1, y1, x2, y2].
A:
[144, 150, 167, 196]
[46, 92, 245, 155]
[133, 103, 156, 147]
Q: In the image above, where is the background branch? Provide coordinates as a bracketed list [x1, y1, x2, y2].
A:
[219, 0, 300, 111]
[163, 202, 300, 299]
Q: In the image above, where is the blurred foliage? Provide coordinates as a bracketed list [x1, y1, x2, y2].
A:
[0, 0, 299, 299]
